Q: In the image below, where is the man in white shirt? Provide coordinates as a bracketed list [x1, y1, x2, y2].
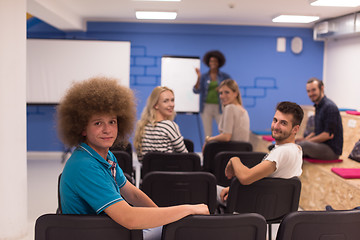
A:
[220, 101, 304, 202]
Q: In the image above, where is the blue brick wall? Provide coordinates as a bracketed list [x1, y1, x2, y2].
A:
[130, 46, 161, 86]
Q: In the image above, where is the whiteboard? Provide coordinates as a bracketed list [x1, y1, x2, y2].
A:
[27, 39, 130, 104]
[161, 56, 200, 113]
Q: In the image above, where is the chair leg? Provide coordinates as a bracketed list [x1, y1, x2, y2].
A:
[268, 223, 272, 240]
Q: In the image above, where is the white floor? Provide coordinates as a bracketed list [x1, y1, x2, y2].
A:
[26, 156, 280, 240]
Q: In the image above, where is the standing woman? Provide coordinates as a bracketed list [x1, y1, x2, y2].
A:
[204, 79, 250, 144]
[134, 86, 188, 161]
[193, 50, 231, 140]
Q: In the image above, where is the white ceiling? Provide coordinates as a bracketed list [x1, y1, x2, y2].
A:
[27, 0, 360, 31]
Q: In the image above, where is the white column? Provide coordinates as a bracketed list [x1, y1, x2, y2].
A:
[0, 0, 28, 239]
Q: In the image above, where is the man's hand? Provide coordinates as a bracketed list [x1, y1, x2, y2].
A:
[225, 157, 236, 179]
[190, 204, 210, 215]
[220, 187, 230, 202]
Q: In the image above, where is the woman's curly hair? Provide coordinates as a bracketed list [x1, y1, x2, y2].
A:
[57, 76, 136, 147]
[203, 50, 226, 68]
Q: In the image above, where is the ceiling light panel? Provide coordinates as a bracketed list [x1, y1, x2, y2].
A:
[310, 0, 360, 7]
[272, 15, 320, 23]
[135, 11, 177, 20]
[133, 0, 181, 1]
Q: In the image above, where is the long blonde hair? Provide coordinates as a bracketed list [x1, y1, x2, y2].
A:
[134, 86, 175, 153]
[218, 79, 242, 105]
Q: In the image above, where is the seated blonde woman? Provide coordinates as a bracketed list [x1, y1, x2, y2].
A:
[134, 86, 188, 161]
[204, 79, 250, 145]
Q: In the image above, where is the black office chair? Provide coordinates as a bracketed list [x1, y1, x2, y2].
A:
[162, 213, 267, 240]
[35, 214, 143, 240]
[112, 150, 134, 177]
[141, 152, 201, 178]
[276, 210, 360, 240]
[56, 173, 62, 214]
[140, 171, 217, 214]
[202, 141, 252, 173]
[110, 142, 133, 161]
[183, 138, 194, 152]
[214, 151, 266, 187]
[225, 177, 301, 240]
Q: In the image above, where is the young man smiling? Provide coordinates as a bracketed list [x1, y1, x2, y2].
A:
[219, 101, 304, 202]
[296, 78, 343, 160]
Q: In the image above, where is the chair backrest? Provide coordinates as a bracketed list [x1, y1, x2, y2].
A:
[162, 213, 267, 240]
[35, 214, 143, 240]
[110, 142, 133, 160]
[141, 152, 201, 178]
[226, 177, 301, 223]
[276, 210, 360, 240]
[183, 138, 194, 152]
[57, 173, 62, 214]
[203, 141, 252, 173]
[140, 171, 217, 214]
[112, 150, 133, 176]
[214, 151, 267, 187]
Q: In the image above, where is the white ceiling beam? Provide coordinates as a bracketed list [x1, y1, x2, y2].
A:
[27, 0, 86, 31]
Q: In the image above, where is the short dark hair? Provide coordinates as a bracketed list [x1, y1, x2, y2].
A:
[307, 77, 324, 89]
[203, 50, 226, 68]
[276, 101, 304, 127]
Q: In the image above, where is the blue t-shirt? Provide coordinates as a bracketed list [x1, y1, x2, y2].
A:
[60, 143, 127, 214]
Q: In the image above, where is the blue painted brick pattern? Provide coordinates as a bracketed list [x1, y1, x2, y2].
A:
[255, 77, 277, 88]
[240, 77, 277, 108]
[245, 88, 266, 97]
[130, 45, 160, 86]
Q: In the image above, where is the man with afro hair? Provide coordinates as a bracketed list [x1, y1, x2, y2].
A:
[58, 77, 209, 240]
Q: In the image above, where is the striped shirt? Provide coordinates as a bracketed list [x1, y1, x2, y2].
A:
[138, 120, 188, 161]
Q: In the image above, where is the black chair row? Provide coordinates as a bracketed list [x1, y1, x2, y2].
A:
[56, 169, 301, 239]
[35, 209, 360, 240]
[35, 213, 267, 240]
[139, 150, 266, 186]
[139, 140, 260, 185]
[110, 139, 195, 181]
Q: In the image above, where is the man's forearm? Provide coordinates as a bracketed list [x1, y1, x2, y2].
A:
[307, 131, 333, 143]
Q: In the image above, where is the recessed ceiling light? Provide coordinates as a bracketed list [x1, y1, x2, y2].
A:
[310, 0, 360, 7]
[135, 11, 177, 20]
[272, 15, 320, 23]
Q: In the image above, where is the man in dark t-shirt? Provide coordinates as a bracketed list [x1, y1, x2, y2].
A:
[297, 78, 343, 160]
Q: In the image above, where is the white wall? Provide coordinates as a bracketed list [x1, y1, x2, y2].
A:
[324, 36, 360, 110]
[0, 0, 28, 239]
